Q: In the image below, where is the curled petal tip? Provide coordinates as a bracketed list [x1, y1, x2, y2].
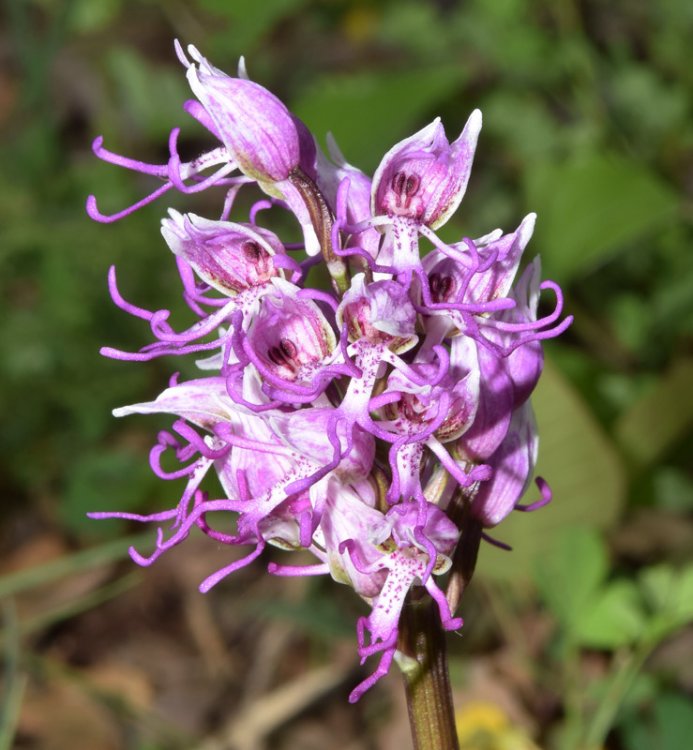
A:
[86, 194, 109, 223]
[128, 545, 149, 566]
[91, 135, 104, 152]
[187, 44, 203, 63]
[173, 38, 188, 66]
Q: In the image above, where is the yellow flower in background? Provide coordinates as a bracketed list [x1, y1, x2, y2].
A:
[456, 701, 541, 750]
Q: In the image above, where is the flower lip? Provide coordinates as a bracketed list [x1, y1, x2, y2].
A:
[383, 350, 479, 443]
[337, 274, 418, 351]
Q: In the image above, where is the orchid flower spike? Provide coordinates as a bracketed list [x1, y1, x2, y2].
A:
[88, 41, 572, 704]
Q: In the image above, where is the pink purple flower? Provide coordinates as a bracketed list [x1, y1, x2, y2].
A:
[88, 43, 572, 701]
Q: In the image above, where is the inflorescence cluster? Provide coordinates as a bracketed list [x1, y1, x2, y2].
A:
[88, 43, 572, 702]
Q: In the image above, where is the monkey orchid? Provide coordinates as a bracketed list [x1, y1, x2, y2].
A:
[88, 41, 572, 749]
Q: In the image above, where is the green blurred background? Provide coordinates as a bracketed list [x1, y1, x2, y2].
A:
[1, 1, 691, 749]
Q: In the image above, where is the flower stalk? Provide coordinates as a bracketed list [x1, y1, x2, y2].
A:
[398, 588, 460, 750]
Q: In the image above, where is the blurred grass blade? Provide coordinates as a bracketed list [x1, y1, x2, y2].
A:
[1, 599, 26, 750]
[0, 573, 141, 648]
[0, 533, 149, 599]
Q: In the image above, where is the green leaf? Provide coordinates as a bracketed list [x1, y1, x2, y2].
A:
[478, 357, 626, 580]
[292, 65, 468, 172]
[656, 694, 693, 750]
[638, 564, 693, 638]
[532, 527, 608, 632]
[622, 692, 693, 750]
[525, 152, 678, 282]
[0, 601, 25, 750]
[614, 357, 693, 466]
[574, 580, 646, 648]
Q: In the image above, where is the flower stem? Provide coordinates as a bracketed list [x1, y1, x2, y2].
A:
[288, 167, 350, 295]
[397, 588, 460, 750]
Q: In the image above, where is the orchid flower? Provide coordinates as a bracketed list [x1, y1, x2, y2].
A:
[89, 42, 572, 704]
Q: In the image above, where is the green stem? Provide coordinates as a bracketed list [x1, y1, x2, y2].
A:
[397, 589, 460, 750]
[582, 642, 653, 749]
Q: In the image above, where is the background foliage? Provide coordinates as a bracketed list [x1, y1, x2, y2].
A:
[1, 1, 691, 748]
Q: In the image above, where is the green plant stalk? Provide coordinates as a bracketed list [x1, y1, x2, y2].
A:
[398, 589, 460, 750]
[0, 532, 149, 599]
[582, 641, 653, 749]
[0, 600, 25, 750]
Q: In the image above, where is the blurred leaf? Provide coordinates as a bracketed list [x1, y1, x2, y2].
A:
[478, 357, 626, 580]
[614, 357, 693, 466]
[532, 527, 608, 632]
[292, 65, 468, 171]
[574, 580, 646, 648]
[655, 694, 693, 750]
[622, 692, 693, 750]
[106, 47, 190, 140]
[653, 467, 693, 512]
[200, 0, 310, 54]
[0, 601, 25, 750]
[0, 534, 148, 599]
[243, 595, 353, 640]
[61, 448, 158, 539]
[589, 671, 658, 722]
[378, 2, 449, 60]
[10, 574, 140, 643]
[638, 564, 693, 638]
[609, 293, 651, 353]
[609, 63, 689, 148]
[526, 152, 678, 282]
[480, 90, 561, 161]
[71, 0, 121, 33]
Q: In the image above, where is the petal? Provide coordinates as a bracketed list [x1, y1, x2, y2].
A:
[471, 402, 538, 526]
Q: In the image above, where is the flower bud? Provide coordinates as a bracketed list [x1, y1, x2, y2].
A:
[316, 134, 380, 259]
[161, 210, 286, 295]
[183, 46, 304, 184]
[371, 111, 481, 229]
